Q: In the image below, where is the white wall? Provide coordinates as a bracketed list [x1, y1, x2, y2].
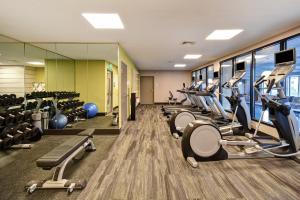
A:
[0, 66, 25, 97]
[24, 66, 36, 93]
[140, 70, 191, 103]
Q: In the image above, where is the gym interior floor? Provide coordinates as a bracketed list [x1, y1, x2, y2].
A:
[0, 134, 117, 200]
[1, 105, 299, 200]
[78, 105, 300, 200]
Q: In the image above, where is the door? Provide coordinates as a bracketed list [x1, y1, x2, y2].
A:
[121, 62, 128, 126]
[140, 76, 154, 104]
[106, 70, 113, 113]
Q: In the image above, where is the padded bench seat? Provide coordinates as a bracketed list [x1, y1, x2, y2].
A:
[26, 129, 95, 194]
[36, 129, 94, 169]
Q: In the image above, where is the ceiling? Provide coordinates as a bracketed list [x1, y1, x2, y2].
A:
[0, 0, 300, 70]
[32, 43, 118, 65]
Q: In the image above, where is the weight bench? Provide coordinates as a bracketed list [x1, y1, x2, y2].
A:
[25, 129, 96, 194]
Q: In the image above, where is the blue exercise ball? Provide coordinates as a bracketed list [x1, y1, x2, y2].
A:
[49, 114, 68, 129]
[83, 103, 98, 118]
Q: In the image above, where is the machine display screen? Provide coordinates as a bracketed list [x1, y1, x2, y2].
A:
[236, 62, 245, 71]
[213, 72, 219, 78]
[275, 48, 295, 65]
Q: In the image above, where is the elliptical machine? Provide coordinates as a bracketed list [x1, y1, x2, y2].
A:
[181, 48, 300, 168]
[170, 64, 251, 138]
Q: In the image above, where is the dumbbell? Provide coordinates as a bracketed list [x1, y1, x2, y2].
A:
[75, 108, 87, 118]
[1, 110, 22, 126]
[24, 111, 33, 123]
[14, 110, 32, 124]
[76, 108, 87, 118]
[40, 100, 52, 108]
[0, 134, 13, 150]
[15, 97, 25, 105]
[1, 126, 25, 145]
[1, 94, 16, 99]
[25, 101, 38, 110]
[63, 111, 71, 122]
[16, 123, 42, 141]
[68, 112, 76, 122]
[0, 115, 5, 126]
[66, 111, 77, 122]
[0, 94, 19, 107]
[4, 112, 17, 126]
[0, 126, 22, 149]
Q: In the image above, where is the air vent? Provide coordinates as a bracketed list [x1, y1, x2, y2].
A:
[181, 41, 196, 46]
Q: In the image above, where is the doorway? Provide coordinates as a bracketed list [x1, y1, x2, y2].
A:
[140, 76, 154, 104]
[121, 62, 128, 126]
[106, 70, 113, 113]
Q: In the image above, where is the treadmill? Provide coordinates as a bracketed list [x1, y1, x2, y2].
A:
[162, 75, 211, 117]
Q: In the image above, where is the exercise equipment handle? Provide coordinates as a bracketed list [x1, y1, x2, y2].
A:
[254, 75, 265, 88]
[266, 79, 275, 94]
[221, 82, 229, 88]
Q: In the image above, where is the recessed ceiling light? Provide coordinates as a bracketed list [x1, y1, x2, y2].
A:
[82, 13, 124, 29]
[174, 64, 186, 68]
[206, 29, 243, 40]
[184, 54, 202, 59]
[27, 61, 44, 66]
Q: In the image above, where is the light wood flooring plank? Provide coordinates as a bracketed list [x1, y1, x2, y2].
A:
[77, 105, 300, 200]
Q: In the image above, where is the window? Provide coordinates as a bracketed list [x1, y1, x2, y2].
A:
[220, 60, 233, 111]
[200, 68, 207, 88]
[192, 71, 196, 81]
[287, 35, 300, 131]
[195, 70, 200, 82]
[207, 65, 214, 84]
[192, 33, 300, 130]
[254, 44, 280, 123]
[235, 54, 252, 107]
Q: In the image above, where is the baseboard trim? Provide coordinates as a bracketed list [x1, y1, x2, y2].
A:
[96, 112, 106, 116]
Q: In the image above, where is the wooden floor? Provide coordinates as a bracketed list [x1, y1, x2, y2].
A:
[77, 105, 300, 200]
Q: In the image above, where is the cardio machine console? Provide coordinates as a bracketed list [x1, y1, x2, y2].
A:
[266, 48, 296, 84]
[227, 62, 246, 88]
[206, 72, 219, 92]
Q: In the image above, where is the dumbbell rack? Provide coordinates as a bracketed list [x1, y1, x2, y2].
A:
[25, 91, 86, 129]
[56, 99, 87, 127]
[0, 94, 41, 150]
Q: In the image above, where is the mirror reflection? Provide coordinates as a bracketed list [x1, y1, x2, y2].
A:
[0, 35, 119, 131]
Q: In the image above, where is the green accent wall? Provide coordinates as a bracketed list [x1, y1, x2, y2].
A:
[45, 59, 75, 91]
[45, 59, 115, 114]
[35, 67, 45, 82]
[75, 60, 107, 112]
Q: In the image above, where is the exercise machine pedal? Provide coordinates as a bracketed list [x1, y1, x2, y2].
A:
[187, 157, 198, 168]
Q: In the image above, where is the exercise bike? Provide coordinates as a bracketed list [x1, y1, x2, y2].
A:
[181, 48, 300, 168]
